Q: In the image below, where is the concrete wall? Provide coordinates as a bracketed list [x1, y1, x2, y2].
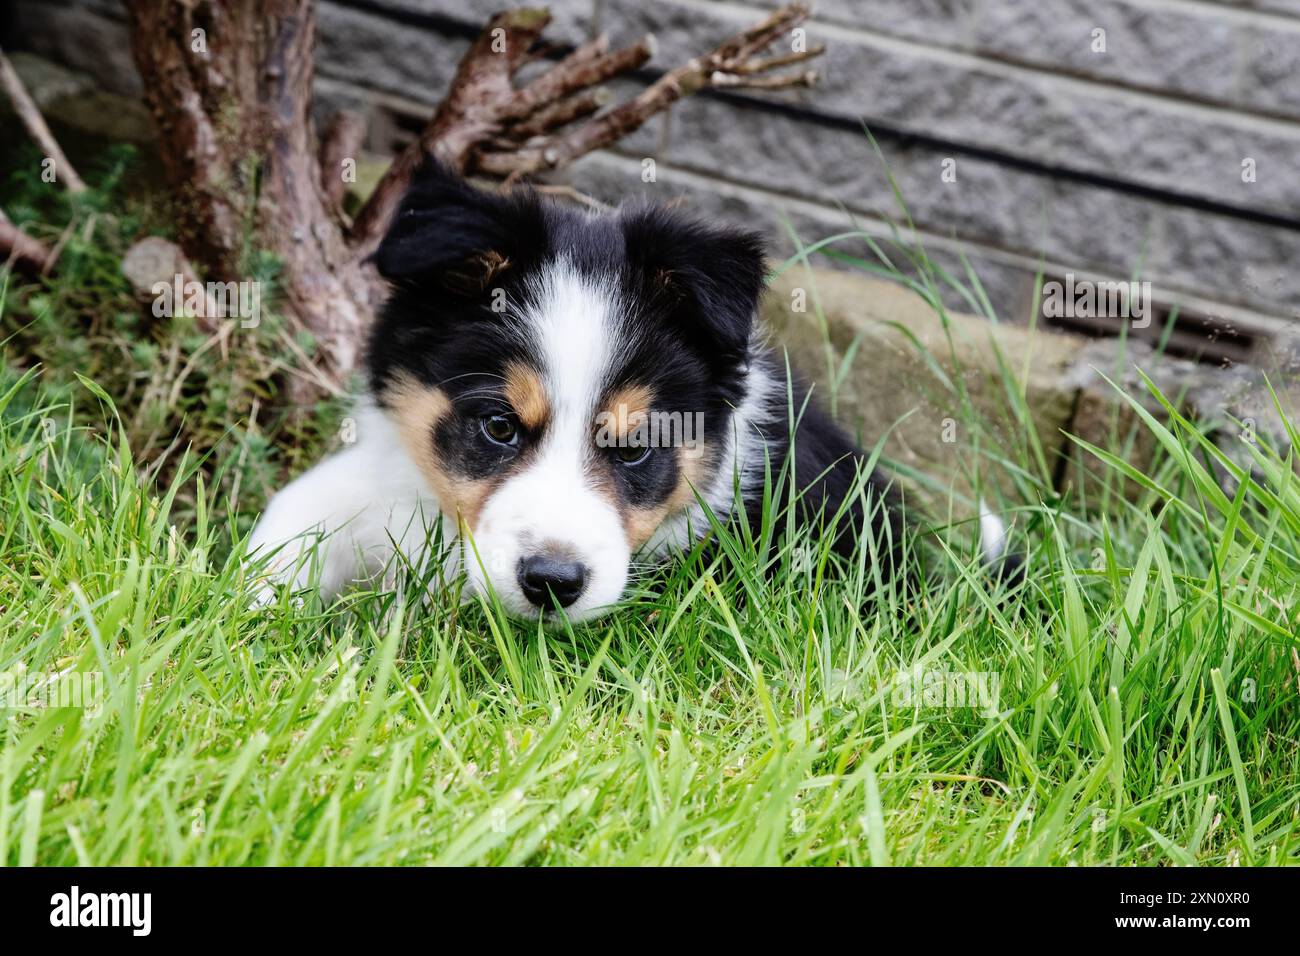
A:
[8, 0, 1300, 362]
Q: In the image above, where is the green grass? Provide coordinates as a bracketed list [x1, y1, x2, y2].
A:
[1, 167, 1298, 867]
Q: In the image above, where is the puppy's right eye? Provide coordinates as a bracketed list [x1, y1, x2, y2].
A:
[481, 414, 519, 446]
[611, 443, 651, 466]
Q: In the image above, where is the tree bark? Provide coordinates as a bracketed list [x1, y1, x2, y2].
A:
[124, 0, 378, 395]
[319, 110, 366, 213]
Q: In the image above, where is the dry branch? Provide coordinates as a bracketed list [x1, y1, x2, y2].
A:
[505, 87, 612, 141]
[0, 42, 84, 275]
[351, 3, 815, 253]
[0, 45, 87, 193]
[0, 208, 54, 275]
[728, 44, 824, 74]
[476, 3, 819, 177]
[497, 34, 654, 125]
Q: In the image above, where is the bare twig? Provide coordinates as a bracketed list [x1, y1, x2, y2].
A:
[349, 4, 816, 252]
[0, 44, 87, 193]
[498, 34, 654, 124]
[506, 87, 612, 140]
[0, 208, 54, 275]
[728, 44, 824, 74]
[709, 69, 817, 90]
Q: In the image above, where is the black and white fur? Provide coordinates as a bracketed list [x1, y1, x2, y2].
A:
[249, 165, 1007, 620]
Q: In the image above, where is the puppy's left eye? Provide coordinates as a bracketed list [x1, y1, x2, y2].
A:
[612, 444, 651, 466]
[482, 414, 520, 446]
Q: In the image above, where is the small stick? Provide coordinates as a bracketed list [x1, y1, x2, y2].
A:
[499, 35, 654, 124]
[709, 69, 818, 90]
[0, 44, 87, 193]
[506, 87, 612, 140]
[728, 45, 825, 74]
[0, 208, 54, 275]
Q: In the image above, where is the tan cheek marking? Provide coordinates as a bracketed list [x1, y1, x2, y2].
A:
[504, 362, 549, 431]
[382, 374, 495, 531]
[622, 444, 710, 551]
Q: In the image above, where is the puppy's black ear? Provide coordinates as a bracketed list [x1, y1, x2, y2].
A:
[621, 205, 767, 363]
[373, 162, 544, 294]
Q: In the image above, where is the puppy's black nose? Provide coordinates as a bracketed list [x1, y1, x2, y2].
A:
[517, 555, 587, 609]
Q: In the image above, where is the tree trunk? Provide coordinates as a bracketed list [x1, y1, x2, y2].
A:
[124, 0, 377, 395]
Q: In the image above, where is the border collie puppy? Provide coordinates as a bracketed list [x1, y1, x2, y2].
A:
[249, 165, 994, 620]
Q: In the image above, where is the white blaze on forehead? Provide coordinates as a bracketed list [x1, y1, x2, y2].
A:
[526, 258, 617, 442]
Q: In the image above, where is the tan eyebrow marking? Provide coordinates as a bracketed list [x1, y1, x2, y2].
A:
[504, 362, 550, 431]
[600, 384, 655, 439]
